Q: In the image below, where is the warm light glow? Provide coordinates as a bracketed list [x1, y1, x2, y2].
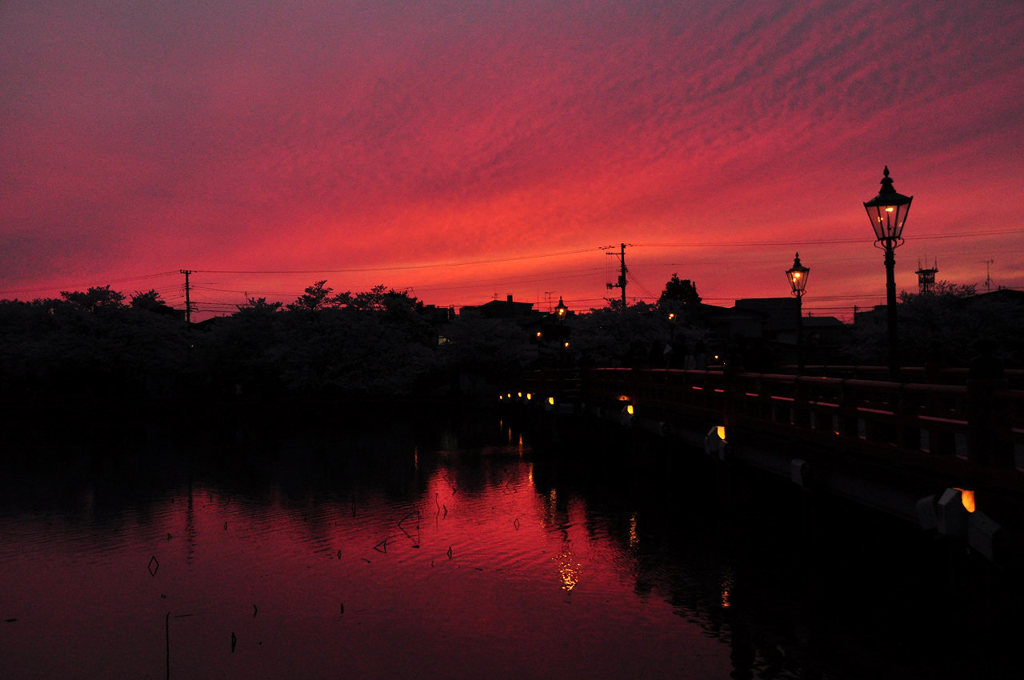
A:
[955, 488, 976, 513]
[716, 425, 726, 441]
[548, 396, 555, 406]
[517, 392, 522, 398]
[629, 513, 639, 550]
[526, 393, 532, 400]
[617, 395, 630, 402]
[626, 404, 634, 416]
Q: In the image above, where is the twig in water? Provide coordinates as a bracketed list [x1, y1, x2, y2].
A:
[252, 604, 258, 618]
[165, 612, 170, 680]
[447, 545, 453, 560]
[231, 632, 237, 653]
[148, 556, 160, 577]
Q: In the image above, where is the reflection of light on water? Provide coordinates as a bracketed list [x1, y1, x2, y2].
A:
[720, 568, 735, 609]
[414, 447, 419, 471]
[555, 547, 581, 591]
[629, 513, 639, 550]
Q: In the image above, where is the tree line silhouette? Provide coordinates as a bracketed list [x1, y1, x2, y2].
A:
[1, 277, 1020, 413]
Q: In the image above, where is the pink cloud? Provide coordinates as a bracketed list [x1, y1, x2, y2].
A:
[1, 1, 1022, 317]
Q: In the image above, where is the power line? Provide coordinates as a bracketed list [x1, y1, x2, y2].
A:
[634, 228, 1024, 249]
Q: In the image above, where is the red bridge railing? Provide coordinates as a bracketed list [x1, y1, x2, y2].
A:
[519, 367, 1024, 485]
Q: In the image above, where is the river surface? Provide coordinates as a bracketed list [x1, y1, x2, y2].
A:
[0, 407, 1017, 679]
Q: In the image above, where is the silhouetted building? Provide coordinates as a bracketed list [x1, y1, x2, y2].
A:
[459, 295, 537, 320]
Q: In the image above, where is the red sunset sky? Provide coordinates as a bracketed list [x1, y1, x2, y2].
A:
[1, 0, 1021, 320]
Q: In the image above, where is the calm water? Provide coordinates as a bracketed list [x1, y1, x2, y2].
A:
[0, 408, 1017, 679]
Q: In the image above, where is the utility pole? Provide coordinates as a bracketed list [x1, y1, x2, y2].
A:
[605, 243, 628, 310]
[180, 269, 193, 324]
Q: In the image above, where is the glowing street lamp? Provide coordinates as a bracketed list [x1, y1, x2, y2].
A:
[555, 297, 568, 321]
[785, 252, 809, 372]
[786, 252, 809, 299]
[863, 166, 913, 379]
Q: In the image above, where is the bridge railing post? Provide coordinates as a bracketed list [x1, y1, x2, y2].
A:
[967, 361, 1011, 467]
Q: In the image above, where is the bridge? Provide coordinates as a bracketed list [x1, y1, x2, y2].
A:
[506, 365, 1024, 565]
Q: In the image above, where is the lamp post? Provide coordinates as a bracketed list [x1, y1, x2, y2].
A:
[786, 252, 809, 372]
[863, 166, 912, 380]
[555, 297, 568, 322]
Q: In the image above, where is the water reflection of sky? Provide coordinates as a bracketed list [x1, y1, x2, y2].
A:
[0, 423, 736, 680]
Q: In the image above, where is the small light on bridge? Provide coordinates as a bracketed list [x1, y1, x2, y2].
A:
[526, 393, 532, 401]
[955, 488, 976, 513]
[548, 396, 555, 406]
[517, 392, 523, 398]
[716, 425, 727, 442]
[626, 404, 635, 416]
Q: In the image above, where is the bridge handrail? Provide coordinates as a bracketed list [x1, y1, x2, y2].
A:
[517, 367, 1023, 471]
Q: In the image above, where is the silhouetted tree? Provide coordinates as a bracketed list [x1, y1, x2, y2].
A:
[287, 280, 334, 312]
[129, 289, 177, 315]
[61, 285, 125, 311]
[844, 281, 1023, 367]
[333, 285, 424, 313]
[237, 296, 283, 315]
[658, 274, 701, 306]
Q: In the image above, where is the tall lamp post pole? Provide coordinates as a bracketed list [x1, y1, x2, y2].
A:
[863, 166, 912, 380]
[786, 252, 809, 373]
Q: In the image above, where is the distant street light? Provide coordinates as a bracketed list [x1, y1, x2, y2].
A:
[863, 166, 912, 379]
[786, 252, 810, 372]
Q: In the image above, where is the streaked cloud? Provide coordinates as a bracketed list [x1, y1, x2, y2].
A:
[1, 0, 1021, 315]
